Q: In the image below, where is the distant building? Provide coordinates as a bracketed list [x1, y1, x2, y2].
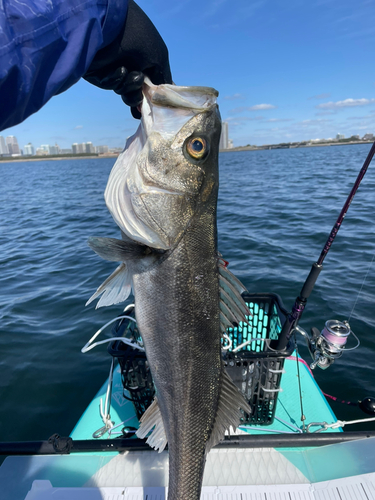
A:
[6, 135, 20, 155]
[24, 143, 35, 156]
[96, 145, 109, 154]
[336, 133, 345, 140]
[362, 133, 374, 141]
[35, 148, 49, 156]
[49, 144, 61, 155]
[0, 136, 9, 155]
[228, 139, 234, 149]
[35, 144, 61, 155]
[219, 122, 229, 150]
[72, 143, 83, 154]
[60, 148, 72, 155]
[85, 142, 95, 154]
[72, 142, 92, 154]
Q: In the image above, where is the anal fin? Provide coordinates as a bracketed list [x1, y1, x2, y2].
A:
[136, 397, 167, 453]
[206, 369, 251, 452]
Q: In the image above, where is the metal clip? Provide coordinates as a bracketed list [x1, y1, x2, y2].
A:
[306, 421, 329, 433]
[93, 420, 115, 439]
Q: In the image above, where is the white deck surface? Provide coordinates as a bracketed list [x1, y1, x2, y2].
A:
[25, 472, 375, 500]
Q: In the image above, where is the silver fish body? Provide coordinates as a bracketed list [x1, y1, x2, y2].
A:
[88, 80, 251, 500]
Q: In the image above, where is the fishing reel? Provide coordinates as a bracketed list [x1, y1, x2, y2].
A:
[295, 319, 359, 370]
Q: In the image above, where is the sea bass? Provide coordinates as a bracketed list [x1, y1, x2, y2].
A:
[87, 79, 251, 500]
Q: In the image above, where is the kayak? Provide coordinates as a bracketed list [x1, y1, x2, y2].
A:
[1, 292, 375, 500]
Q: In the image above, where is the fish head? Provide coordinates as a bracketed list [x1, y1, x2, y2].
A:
[105, 80, 221, 249]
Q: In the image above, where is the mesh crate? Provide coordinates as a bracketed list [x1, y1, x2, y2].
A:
[223, 293, 293, 425]
[110, 294, 292, 426]
[108, 310, 155, 421]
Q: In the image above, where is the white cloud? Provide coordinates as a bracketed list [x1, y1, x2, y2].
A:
[228, 106, 248, 114]
[74, 125, 83, 129]
[301, 119, 331, 123]
[201, 0, 227, 19]
[224, 93, 246, 101]
[308, 93, 331, 100]
[229, 104, 276, 114]
[226, 116, 265, 127]
[249, 103, 276, 110]
[265, 118, 292, 123]
[315, 110, 336, 116]
[316, 98, 375, 110]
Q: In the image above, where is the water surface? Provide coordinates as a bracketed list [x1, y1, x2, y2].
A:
[0, 144, 374, 442]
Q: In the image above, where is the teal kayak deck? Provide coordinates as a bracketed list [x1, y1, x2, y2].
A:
[70, 351, 340, 441]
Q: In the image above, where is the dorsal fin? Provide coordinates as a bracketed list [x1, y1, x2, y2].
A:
[220, 288, 249, 325]
[220, 299, 241, 326]
[220, 312, 234, 331]
[218, 263, 247, 294]
[218, 258, 250, 331]
[206, 368, 251, 452]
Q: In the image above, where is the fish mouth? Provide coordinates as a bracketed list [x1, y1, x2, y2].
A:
[104, 79, 219, 250]
[141, 79, 219, 140]
[148, 82, 219, 111]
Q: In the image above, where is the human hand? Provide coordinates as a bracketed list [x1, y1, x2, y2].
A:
[84, 0, 172, 118]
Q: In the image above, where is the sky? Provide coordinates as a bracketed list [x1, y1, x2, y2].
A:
[3, 0, 375, 148]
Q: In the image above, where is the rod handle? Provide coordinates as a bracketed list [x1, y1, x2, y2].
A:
[300, 262, 323, 300]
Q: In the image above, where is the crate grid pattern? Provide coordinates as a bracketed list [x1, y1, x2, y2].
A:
[224, 295, 291, 425]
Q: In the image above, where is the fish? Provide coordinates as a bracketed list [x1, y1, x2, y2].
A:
[87, 79, 251, 500]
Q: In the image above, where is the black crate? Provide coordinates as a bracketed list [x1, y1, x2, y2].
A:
[108, 309, 155, 421]
[223, 293, 293, 425]
[109, 294, 292, 426]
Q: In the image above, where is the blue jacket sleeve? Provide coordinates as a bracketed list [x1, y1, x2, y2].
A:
[0, 0, 128, 131]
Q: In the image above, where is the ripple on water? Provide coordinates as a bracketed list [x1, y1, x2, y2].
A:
[0, 145, 374, 439]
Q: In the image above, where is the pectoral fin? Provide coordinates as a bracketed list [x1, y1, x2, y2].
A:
[88, 236, 150, 262]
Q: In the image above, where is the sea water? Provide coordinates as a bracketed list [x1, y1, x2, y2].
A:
[0, 143, 374, 442]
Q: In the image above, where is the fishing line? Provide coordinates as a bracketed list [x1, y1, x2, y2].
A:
[348, 251, 375, 323]
[293, 332, 306, 432]
[274, 140, 375, 350]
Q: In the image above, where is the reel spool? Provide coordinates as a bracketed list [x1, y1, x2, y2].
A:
[319, 319, 351, 358]
[296, 319, 359, 370]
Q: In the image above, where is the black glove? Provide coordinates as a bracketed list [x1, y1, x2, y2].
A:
[84, 0, 172, 118]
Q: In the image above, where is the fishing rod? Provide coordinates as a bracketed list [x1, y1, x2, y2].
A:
[1, 431, 375, 455]
[274, 141, 375, 353]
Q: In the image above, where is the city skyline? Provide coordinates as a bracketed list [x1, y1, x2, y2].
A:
[1, 121, 235, 157]
[2, 0, 374, 148]
[1, 122, 375, 158]
[0, 135, 117, 157]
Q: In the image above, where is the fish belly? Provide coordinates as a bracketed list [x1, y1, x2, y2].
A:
[132, 218, 221, 500]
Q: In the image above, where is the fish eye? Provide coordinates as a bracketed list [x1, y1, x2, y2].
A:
[186, 137, 207, 159]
